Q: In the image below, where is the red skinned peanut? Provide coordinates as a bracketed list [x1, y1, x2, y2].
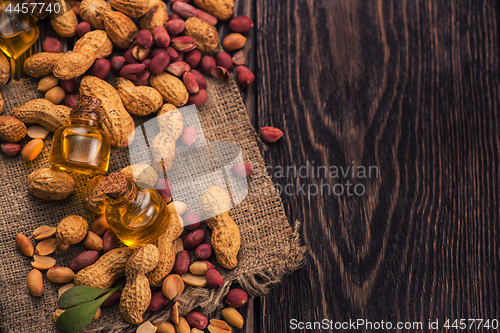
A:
[180, 126, 198, 145]
[191, 69, 207, 90]
[185, 50, 202, 67]
[76, 22, 91, 37]
[60, 79, 77, 93]
[148, 52, 171, 75]
[182, 72, 199, 94]
[154, 26, 171, 48]
[188, 89, 208, 106]
[184, 212, 201, 230]
[90, 58, 111, 80]
[236, 65, 255, 87]
[166, 19, 185, 35]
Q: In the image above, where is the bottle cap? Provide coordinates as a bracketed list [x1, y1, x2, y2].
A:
[100, 172, 138, 205]
[70, 95, 102, 124]
[100, 173, 129, 199]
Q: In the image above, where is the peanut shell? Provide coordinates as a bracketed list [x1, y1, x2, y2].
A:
[23, 52, 64, 78]
[80, 75, 136, 147]
[27, 168, 76, 201]
[139, 0, 169, 32]
[103, 11, 139, 49]
[115, 78, 163, 116]
[84, 175, 107, 214]
[79, 0, 111, 29]
[110, 0, 150, 18]
[0, 53, 10, 86]
[151, 72, 189, 106]
[11, 98, 71, 132]
[184, 17, 219, 53]
[0, 116, 27, 142]
[74, 30, 113, 59]
[192, 0, 234, 21]
[50, 1, 78, 37]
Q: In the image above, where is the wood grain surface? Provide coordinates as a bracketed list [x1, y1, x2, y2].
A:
[246, 0, 500, 332]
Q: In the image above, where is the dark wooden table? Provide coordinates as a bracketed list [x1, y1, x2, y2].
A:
[20, 0, 499, 332]
[236, 0, 500, 332]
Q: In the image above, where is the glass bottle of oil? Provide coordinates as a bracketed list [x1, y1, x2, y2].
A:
[100, 172, 171, 248]
[50, 95, 111, 175]
[0, 0, 39, 59]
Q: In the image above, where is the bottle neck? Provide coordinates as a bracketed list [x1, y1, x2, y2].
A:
[70, 118, 98, 127]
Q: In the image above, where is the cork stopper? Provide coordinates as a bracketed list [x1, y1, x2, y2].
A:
[100, 172, 129, 199]
[70, 95, 102, 124]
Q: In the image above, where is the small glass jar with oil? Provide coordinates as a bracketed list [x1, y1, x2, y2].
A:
[0, 0, 39, 59]
[100, 172, 171, 248]
[50, 95, 111, 175]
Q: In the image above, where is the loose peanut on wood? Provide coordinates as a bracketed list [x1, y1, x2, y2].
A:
[207, 319, 231, 333]
[199, 186, 241, 269]
[55, 215, 89, 251]
[221, 307, 244, 329]
[27, 168, 76, 201]
[147, 214, 184, 286]
[120, 244, 160, 324]
[74, 247, 134, 288]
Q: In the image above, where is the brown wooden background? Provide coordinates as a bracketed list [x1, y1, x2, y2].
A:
[235, 0, 500, 332]
[21, 0, 500, 332]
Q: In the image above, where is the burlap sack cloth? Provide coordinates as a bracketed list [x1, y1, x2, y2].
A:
[0, 76, 305, 332]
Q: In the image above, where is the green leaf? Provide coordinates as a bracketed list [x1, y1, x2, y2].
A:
[58, 286, 112, 309]
[56, 286, 121, 333]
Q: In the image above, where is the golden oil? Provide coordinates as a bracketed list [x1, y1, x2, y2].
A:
[50, 96, 111, 175]
[0, 0, 39, 59]
[101, 173, 171, 247]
